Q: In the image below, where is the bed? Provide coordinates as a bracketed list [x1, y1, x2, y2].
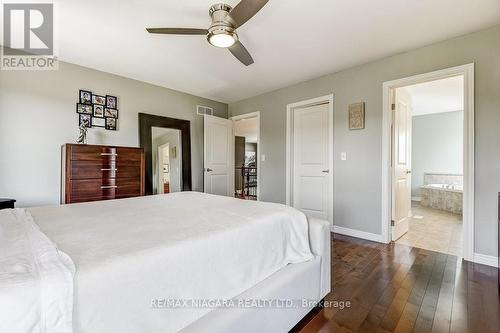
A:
[0, 192, 330, 333]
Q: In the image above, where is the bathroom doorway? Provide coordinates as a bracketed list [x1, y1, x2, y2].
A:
[382, 64, 474, 260]
[396, 77, 465, 256]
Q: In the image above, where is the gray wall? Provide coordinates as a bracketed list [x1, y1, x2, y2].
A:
[411, 111, 463, 198]
[0, 61, 227, 207]
[229, 25, 500, 257]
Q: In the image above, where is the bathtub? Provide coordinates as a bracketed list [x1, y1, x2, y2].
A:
[420, 183, 463, 215]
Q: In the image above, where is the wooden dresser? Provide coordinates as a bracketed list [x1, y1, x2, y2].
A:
[61, 144, 144, 204]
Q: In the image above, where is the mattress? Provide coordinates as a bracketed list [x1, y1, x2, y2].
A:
[28, 192, 314, 333]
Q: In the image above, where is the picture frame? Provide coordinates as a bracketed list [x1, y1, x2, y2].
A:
[105, 117, 117, 130]
[76, 103, 93, 114]
[104, 108, 118, 118]
[93, 104, 104, 117]
[79, 114, 92, 128]
[105, 95, 117, 109]
[348, 102, 365, 130]
[79, 90, 92, 105]
[92, 94, 106, 105]
[92, 117, 105, 128]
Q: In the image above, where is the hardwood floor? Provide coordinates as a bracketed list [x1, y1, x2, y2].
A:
[295, 233, 499, 333]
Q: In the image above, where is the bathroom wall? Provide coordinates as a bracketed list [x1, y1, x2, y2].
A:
[411, 110, 463, 198]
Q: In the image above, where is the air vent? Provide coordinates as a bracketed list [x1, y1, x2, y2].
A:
[197, 105, 214, 116]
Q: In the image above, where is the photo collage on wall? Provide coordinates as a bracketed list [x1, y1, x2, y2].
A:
[76, 90, 119, 130]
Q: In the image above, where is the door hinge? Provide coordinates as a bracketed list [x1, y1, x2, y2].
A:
[391, 219, 395, 226]
[391, 103, 396, 111]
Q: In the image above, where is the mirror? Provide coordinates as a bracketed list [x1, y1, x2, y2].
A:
[139, 113, 192, 195]
[152, 127, 182, 194]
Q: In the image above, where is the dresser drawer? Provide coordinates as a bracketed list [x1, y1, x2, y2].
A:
[115, 178, 142, 198]
[69, 178, 141, 202]
[116, 148, 142, 163]
[70, 145, 117, 161]
[70, 160, 117, 179]
[69, 179, 117, 201]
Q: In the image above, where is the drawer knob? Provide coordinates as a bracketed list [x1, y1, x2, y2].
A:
[100, 185, 118, 189]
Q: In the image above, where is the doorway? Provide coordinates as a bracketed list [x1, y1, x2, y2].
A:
[286, 95, 334, 226]
[382, 64, 474, 260]
[232, 111, 260, 200]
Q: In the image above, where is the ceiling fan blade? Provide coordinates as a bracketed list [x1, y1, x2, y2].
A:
[228, 41, 254, 66]
[146, 28, 208, 35]
[228, 0, 269, 28]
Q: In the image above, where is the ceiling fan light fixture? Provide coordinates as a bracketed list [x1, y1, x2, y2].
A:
[208, 31, 237, 48]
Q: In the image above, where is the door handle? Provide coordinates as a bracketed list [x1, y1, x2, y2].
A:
[322, 169, 330, 173]
[406, 170, 412, 174]
[206, 168, 213, 172]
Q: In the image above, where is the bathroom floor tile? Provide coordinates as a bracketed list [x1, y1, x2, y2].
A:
[395, 203, 463, 256]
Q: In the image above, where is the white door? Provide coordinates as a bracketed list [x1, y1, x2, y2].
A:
[292, 103, 331, 221]
[392, 89, 412, 240]
[204, 115, 234, 196]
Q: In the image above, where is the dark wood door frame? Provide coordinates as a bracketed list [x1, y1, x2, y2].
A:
[139, 113, 192, 195]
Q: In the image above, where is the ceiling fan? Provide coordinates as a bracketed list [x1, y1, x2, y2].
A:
[146, 0, 268, 66]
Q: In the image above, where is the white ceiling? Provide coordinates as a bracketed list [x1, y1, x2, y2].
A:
[30, 1, 500, 102]
[400, 76, 464, 116]
[234, 117, 258, 143]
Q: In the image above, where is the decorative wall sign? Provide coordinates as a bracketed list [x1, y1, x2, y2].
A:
[75, 90, 119, 131]
[348, 102, 365, 130]
[92, 117, 105, 127]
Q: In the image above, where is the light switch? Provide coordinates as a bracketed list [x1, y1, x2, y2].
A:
[341, 152, 347, 161]
[261, 154, 266, 161]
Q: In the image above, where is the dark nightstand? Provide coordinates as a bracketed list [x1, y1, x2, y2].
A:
[0, 199, 16, 210]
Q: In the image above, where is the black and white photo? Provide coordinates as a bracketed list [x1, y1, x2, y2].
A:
[79, 90, 92, 104]
[105, 117, 117, 130]
[79, 114, 92, 128]
[92, 94, 106, 105]
[93, 104, 104, 117]
[104, 108, 118, 118]
[106, 95, 117, 109]
[76, 103, 92, 114]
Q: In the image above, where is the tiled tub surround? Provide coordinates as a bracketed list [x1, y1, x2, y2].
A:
[420, 173, 463, 215]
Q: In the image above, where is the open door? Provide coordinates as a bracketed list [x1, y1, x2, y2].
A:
[392, 89, 412, 241]
[204, 115, 234, 196]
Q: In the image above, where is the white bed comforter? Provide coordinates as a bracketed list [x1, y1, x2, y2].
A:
[0, 209, 75, 333]
[28, 192, 313, 333]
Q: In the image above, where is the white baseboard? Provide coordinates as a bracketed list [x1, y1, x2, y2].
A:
[331, 225, 384, 243]
[473, 253, 498, 268]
